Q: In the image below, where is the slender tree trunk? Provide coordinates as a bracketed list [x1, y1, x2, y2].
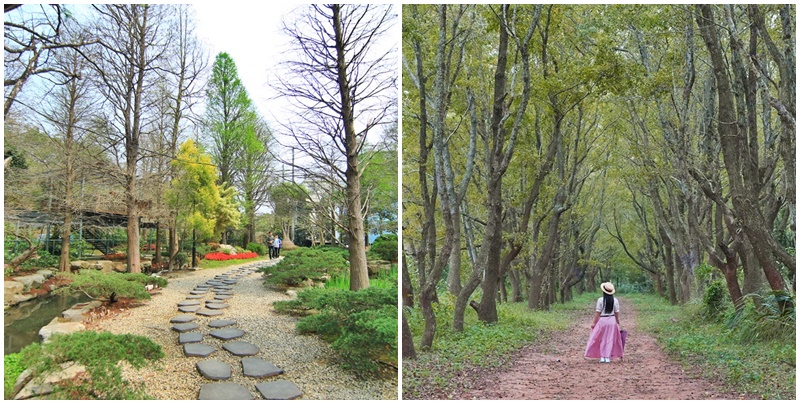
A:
[402, 311, 417, 359]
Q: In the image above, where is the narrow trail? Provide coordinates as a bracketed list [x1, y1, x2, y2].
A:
[457, 298, 749, 400]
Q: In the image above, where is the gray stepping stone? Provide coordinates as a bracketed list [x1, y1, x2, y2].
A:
[223, 341, 259, 356]
[179, 332, 203, 344]
[222, 280, 237, 285]
[184, 343, 216, 357]
[208, 319, 237, 328]
[207, 281, 225, 286]
[172, 322, 199, 332]
[196, 359, 232, 380]
[198, 383, 252, 400]
[210, 328, 245, 340]
[186, 295, 203, 299]
[213, 285, 233, 290]
[214, 295, 233, 300]
[206, 299, 226, 304]
[196, 308, 224, 317]
[179, 305, 201, 313]
[170, 314, 196, 323]
[206, 303, 230, 310]
[255, 380, 302, 400]
[190, 290, 207, 295]
[241, 357, 283, 378]
[178, 300, 199, 306]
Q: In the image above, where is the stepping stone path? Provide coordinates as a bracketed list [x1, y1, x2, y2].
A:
[196, 308, 224, 317]
[242, 357, 283, 378]
[223, 341, 260, 356]
[209, 319, 236, 328]
[167, 260, 302, 399]
[170, 314, 196, 323]
[179, 332, 204, 344]
[184, 343, 216, 357]
[172, 322, 199, 332]
[196, 359, 232, 380]
[198, 383, 252, 400]
[210, 328, 245, 340]
[256, 380, 303, 400]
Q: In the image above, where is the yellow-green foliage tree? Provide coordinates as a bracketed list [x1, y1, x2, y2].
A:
[167, 139, 240, 265]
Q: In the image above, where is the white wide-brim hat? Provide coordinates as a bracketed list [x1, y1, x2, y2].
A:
[601, 282, 615, 295]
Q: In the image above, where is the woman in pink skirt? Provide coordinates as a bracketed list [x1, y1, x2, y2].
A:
[584, 282, 624, 363]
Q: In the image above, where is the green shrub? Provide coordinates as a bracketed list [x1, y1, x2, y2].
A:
[727, 290, 795, 344]
[368, 234, 398, 262]
[53, 271, 166, 303]
[16, 331, 163, 399]
[246, 242, 266, 256]
[275, 286, 397, 376]
[702, 280, 730, 321]
[4, 353, 24, 399]
[260, 247, 347, 287]
[19, 249, 59, 270]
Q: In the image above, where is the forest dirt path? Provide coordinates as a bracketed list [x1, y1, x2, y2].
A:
[457, 298, 750, 400]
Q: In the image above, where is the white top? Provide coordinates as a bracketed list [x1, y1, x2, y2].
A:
[595, 297, 619, 315]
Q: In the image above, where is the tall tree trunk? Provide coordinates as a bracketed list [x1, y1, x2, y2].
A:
[332, 4, 369, 291]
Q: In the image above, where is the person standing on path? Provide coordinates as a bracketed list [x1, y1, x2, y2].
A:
[273, 235, 282, 258]
[267, 232, 275, 259]
[584, 282, 624, 363]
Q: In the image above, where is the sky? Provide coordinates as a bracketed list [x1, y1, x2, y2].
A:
[190, 3, 304, 131]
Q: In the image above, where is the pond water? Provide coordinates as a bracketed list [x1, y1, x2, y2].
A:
[4, 292, 91, 355]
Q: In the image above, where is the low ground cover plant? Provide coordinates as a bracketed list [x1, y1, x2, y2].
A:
[53, 271, 167, 303]
[9, 331, 164, 399]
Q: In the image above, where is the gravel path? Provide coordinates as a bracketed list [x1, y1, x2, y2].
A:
[457, 298, 749, 400]
[85, 259, 398, 400]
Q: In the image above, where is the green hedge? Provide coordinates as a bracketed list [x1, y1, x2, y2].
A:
[368, 234, 398, 262]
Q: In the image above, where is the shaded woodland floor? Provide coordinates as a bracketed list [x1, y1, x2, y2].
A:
[455, 298, 755, 400]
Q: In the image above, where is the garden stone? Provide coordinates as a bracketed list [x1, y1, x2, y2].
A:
[14, 363, 86, 400]
[170, 314, 196, 323]
[196, 359, 232, 380]
[95, 261, 114, 273]
[208, 319, 236, 328]
[241, 357, 283, 378]
[190, 290, 207, 295]
[178, 300, 199, 306]
[205, 299, 226, 305]
[39, 319, 84, 342]
[179, 332, 203, 344]
[179, 305, 200, 313]
[4, 281, 24, 298]
[36, 269, 55, 278]
[206, 303, 230, 310]
[255, 380, 302, 400]
[223, 341, 259, 356]
[198, 382, 252, 400]
[196, 308, 224, 317]
[172, 322, 199, 332]
[213, 295, 233, 300]
[184, 343, 216, 357]
[210, 328, 245, 340]
[13, 274, 46, 289]
[61, 301, 102, 322]
[186, 294, 203, 299]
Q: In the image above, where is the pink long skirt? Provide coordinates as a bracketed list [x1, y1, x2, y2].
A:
[584, 316, 624, 359]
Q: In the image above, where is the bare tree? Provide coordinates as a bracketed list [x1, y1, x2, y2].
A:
[79, 4, 171, 273]
[4, 5, 94, 117]
[274, 4, 396, 291]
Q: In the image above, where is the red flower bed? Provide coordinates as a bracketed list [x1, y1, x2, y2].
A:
[203, 252, 258, 261]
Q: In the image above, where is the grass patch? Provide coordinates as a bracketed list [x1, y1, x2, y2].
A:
[403, 293, 595, 399]
[627, 293, 795, 400]
[259, 247, 347, 287]
[327, 265, 398, 291]
[199, 256, 264, 269]
[4, 353, 25, 399]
